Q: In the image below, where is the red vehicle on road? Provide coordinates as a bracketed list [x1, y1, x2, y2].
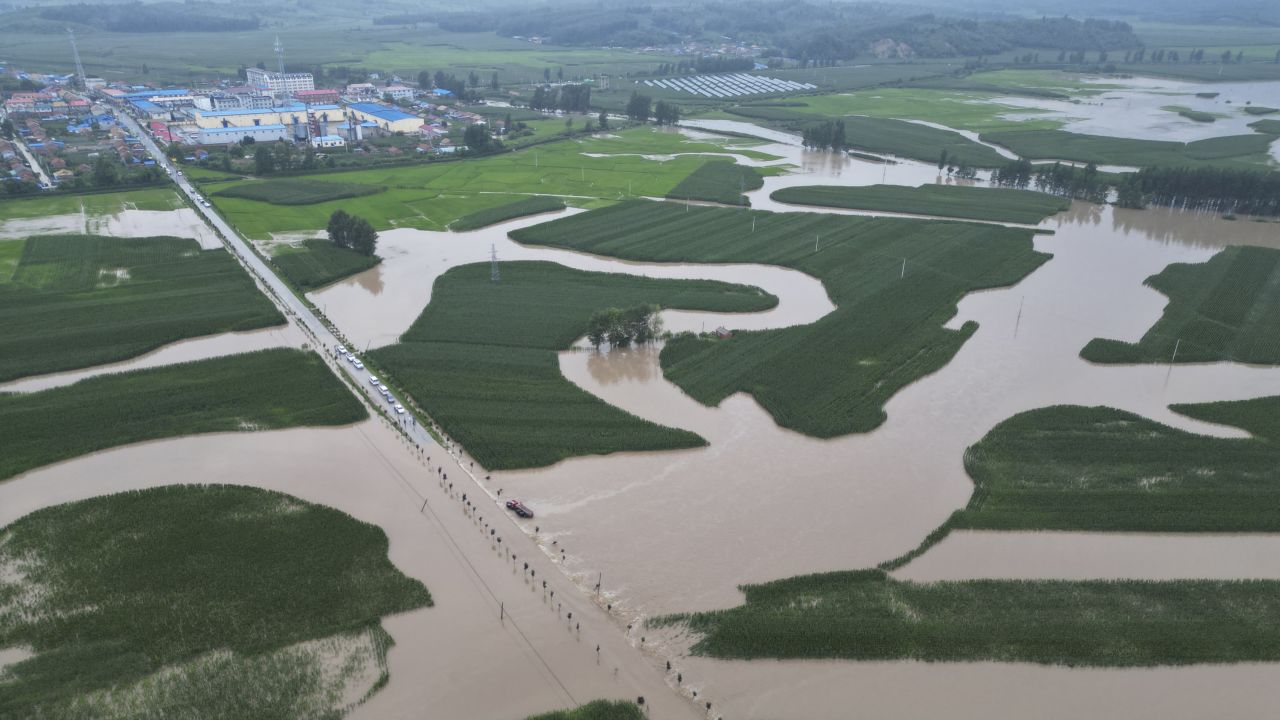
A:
[505, 500, 534, 518]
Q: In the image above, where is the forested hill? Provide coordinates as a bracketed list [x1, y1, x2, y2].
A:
[37, 2, 260, 32]
[398, 3, 1141, 61]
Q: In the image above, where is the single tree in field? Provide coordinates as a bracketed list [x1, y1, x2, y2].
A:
[350, 217, 378, 257]
[328, 210, 352, 249]
[253, 146, 274, 175]
[938, 149, 948, 170]
[543, 67, 551, 82]
[490, 72, 499, 90]
[598, 111, 608, 130]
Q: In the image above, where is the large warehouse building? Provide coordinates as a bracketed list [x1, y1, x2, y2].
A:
[346, 102, 422, 134]
[187, 102, 344, 145]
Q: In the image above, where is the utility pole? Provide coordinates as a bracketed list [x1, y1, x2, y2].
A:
[490, 243, 501, 283]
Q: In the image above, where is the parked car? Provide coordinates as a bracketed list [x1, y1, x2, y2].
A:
[369, 375, 380, 386]
[353, 360, 365, 370]
[336, 345, 348, 354]
[394, 404, 406, 414]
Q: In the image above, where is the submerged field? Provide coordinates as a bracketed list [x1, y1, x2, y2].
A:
[0, 348, 365, 482]
[511, 201, 1048, 438]
[271, 239, 381, 290]
[957, 399, 1280, 532]
[664, 569, 1280, 666]
[0, 188, 185, 222]
[1081, 245, 1280, 365]
[0, 484, 430, 719]
[368, 261, 776, 470]
[209, 128, 777, 238]
[0, 235, 283, 383]
[771, 184, 1070, 224]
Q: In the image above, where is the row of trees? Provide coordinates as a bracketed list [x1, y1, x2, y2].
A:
[529, 84, 592, 113]
[252, 143, 320, 175]
[990, 159, 1109, 204]
[327, 211, 379, 257]
[624, 93, 681, 125]
[585, 305, 663, 349]
[1125, 166, 1280, 216]
[801, 120, 846, 151]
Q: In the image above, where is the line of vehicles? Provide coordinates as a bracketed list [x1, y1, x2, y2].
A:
[336, 345, 534, 517]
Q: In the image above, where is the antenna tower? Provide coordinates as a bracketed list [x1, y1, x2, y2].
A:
[274, 36, 286, 76]
[490, 244, 500, 283]
[67, 28, 87, 90]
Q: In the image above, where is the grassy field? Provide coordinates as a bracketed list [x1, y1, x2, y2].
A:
[0, 484, 430, 718]
[665, 160, 765, 206]
[955, 400, 1280, 532]
[662, 568, 1280, 666]
[450, 195, 566, 231]
[0, 235, 283, 383]
[210, 128, 773, 238]
[271, 239, 381, 290]
[980, 129, 1275, 169]
[511, 201, 1048, 438]
[0, 187, 185, 221]
[214, 179, 385, 205]
[725, 109, 1009, 167]
[771, 184, 1070, 224]
[528, 701, 644, 720]
[368, 261, 776, 470]
[1081, 245, 1280, 364]
[793, 86, 1062, 132]
[0, 348, 366, 482]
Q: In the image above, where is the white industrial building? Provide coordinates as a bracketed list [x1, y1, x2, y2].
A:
[245, 67, 315, 96]
[197, 124, 290, 145]
[310, 134, 346, 149]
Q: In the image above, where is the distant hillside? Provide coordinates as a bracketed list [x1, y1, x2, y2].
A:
[38, 2, 260, 32]
[383, 2, 1142, 61]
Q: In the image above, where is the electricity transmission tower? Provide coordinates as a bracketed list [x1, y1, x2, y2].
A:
[490, 244, 500, 283]
[67, 28, 87, 90]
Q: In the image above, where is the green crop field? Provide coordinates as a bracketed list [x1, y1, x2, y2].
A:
[791, 87, 1062, 132]
[1163, 105, 1221, 123]
[511, 201, 1048, 438]
[210, 128, 774, 238]
[0, 348, 365, 482]
[451, 195, 566, 231]
[771, 184, 1070, 224]
[0, 484, 430, 718]
[1081, 245, 1280, 365]
[368, 261, 776, 470]
[661, 568, 1280, 666]
[980, 129, 1276, 169]
[1243, 106, 1278, 116]
[214, 179, 386, 205]
[0, 187, 185, 221]
[0, 235, 283, 383]
[955, 400, 1280, 532]
[725, 110, 1009, 167]
[528, 700, 644, 720]
[665, 160, 765, 206]
[1249, 119, 1280, 135]
[271, 239, 381, 290]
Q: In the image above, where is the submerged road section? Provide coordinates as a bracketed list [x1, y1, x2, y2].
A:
[117, 112, 702, 720]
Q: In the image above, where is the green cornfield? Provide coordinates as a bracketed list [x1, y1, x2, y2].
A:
[214, 179, 385, 205]
[0, 484, 431, 718]
[772, 183, 1070, 224]
[271, 239, 381, 289]
[368, 261, 777, 469]
[1081, 245, 1280, 365]
[0, 348, 366, 481]
[663, 569, 1280, 666]
[510, 201, 1049, 438]
[957, 399, 1280, 532]
[665, 160, 763, 206]
[0, 235, 284, 382]
[450, 195, 567, 231]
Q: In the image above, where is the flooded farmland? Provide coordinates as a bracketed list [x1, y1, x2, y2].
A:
[0, 207, 223, 249]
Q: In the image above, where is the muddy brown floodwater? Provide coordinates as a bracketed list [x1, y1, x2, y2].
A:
[0, 208, 222, 249]
[0, 325, 304, 393]
[0, 420, 701, 720]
